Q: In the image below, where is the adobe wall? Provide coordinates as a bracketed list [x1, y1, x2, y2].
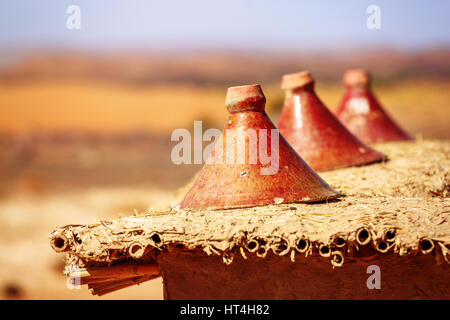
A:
[158, 248, 449, 300]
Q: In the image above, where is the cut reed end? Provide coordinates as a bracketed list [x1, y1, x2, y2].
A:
[319, 244, 331, 257]
[50, 234, 69, 252]
[356, 227, 371, 246]
[420, 238, 435, 254]
[331, 251, 344, 267]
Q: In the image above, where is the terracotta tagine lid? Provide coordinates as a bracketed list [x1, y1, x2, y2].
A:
[278, 71, 385, 171]
[335, 69, 412, 143]
[179, 84, 341, 210]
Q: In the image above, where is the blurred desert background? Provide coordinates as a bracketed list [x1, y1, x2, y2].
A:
[0, 0, 449, 299]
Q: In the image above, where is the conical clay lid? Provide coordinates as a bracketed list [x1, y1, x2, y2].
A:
[336, 69, 412, 143]
[278, 71, 386, 172]
[179, 84, 341, 210]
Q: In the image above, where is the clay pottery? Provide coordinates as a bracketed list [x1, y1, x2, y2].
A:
[179, 84, 341, 210]
[278, 71, 385, 171]
[336, 69, 412, 143]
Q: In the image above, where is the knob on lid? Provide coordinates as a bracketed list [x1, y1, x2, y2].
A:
[281, 71, 314, 90]
[179, 84, 342, 210]
[225, 84, 266, 113]
[343, 69, 371, 87]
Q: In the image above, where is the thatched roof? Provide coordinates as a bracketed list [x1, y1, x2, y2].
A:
[49, 140, 450, 295]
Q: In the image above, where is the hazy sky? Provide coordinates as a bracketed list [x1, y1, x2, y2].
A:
[0, 0, 449, 50]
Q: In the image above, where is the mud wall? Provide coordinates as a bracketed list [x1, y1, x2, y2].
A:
[157, 248, 449, 300]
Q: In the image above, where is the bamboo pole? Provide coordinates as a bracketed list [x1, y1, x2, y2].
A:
[90, 274, 160, 296]
[69, 264, 159, 281]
